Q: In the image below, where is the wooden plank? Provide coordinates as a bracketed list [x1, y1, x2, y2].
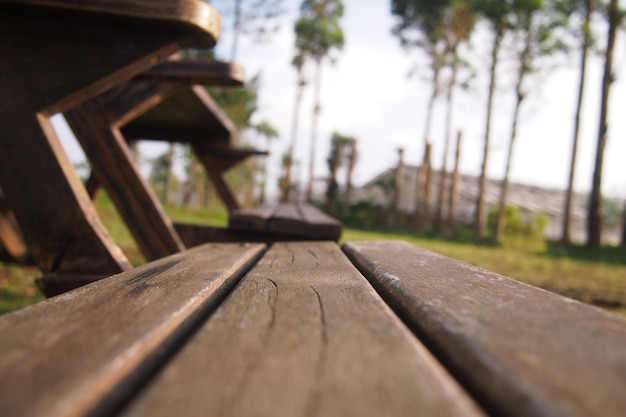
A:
[0, 243, 266, 417]
[0, 5, 215, 115]
[65, 100, 186, 262]
[174, 222, 332, 246]
[228, 206, 276, 232]
[343, 240, 626, 417]
[1, 0, 220, 49]
[120, 242, 485, 417]
[266, 203, 307, 235]
[142, 59, 245, 86]
[122, 86, 234, 146]
[299, 203, 343, 240]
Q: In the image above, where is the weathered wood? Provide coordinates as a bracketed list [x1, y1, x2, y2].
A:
[0, 3, 219, 115]
[65, 101, 185, 262]
[0, 80, 131, 274]
[141, 59, 244, 86]
[122, 86, 234, 146]
[266, 203, 308, 235]
[299, 203, 343, 240]
[0, 1, 218, 276]
[120, 242, 485, 417]
[0, 0, 221, 51]
[343, 240, 626, 417]
[229, 204, 343, 241]
[228, 206, 276, 232]
[174, 222, 334, 246]
[0, 243, 266, 417]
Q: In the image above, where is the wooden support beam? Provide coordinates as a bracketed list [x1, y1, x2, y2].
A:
[65, 101, 185, 262]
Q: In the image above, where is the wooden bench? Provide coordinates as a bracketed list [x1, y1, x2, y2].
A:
[64, 58, 264, 264]
[174, 203, 344, 246]
[1, 240, 624, 417]
[0, 0, 220, 278]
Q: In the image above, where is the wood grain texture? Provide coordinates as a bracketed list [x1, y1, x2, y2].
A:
[0, 0, 221, 48]
[142, 59, 245, 86]
[0, 243, 266, 417]
[120, 242, 485, 417]
[343, 240, 626, 417]
[65, 101, 186, 261]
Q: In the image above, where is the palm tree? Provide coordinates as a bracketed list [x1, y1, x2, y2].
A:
[561, 0, 596, 244]
[295, 0, 345, 203]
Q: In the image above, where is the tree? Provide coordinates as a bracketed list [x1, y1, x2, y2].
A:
[390, 148, 406, 229]
[281, 53, 308, 202]
[562, 0, 597, 244]
[472, 0, 512, 237]
[325, 132, 351, 215]
[587, 0, 623, 246]
[495, 0, 567, 242]
[621, 198, 626, 247]
[447, 131, 463, 235]
[391, 0, 452, 230]
[343, 138, 358, 216]
[434, 0, 475, 230]
[295, 0, 345, 202]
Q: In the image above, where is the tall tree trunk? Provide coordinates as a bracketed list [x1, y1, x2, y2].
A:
[282, 67, 306, 202]
[343, 140, 357, 217]
[420, 142, 433, 232]
[413, 64, 440, 230]
[621, 197, 626, 247]
[434, 49, 458, 230]
[391, 147, 405, 229]
[588, 0, 618, 247]
[476, 28, 504, 237]
[563, 0, 594, 244]
[447, 131, 462, 235]
[306, 60, 323, 202]
[496, 20, 531, 242]
[163, 143, 175, 205]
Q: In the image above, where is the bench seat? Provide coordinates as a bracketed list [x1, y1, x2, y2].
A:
[228, 203, 343, 241]
[1, 240, 624, 417]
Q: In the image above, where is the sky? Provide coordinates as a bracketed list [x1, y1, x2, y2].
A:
[55, 0, 626, 201]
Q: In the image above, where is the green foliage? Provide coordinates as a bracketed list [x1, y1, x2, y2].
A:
[295, 0, 345, 63]
[489, 205, 548, 240]
[207, 74, 261, 134]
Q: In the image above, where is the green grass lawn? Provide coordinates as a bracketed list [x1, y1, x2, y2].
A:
[2, 197, 625, 316]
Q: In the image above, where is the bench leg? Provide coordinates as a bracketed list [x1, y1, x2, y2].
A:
[65, 101, 185, 262]
[0, 95, 130, 274]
